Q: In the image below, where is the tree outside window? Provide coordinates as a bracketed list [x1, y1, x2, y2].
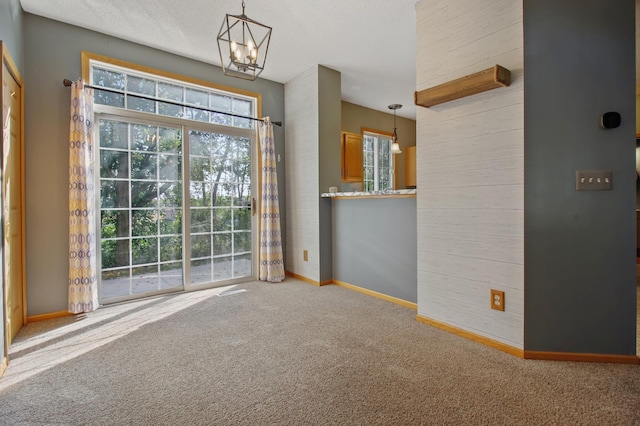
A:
[363, 131, 394, 192]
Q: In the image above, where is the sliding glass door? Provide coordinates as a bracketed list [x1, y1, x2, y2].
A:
[188, 130, 253, 285]
[98, 118, 184, 301]
[97, 116, 255, 303]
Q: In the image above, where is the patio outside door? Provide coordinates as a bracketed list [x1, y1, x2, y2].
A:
[98, 118, 185, 301]
[98, 118, 256, 303]
[187, 130, 253, 286]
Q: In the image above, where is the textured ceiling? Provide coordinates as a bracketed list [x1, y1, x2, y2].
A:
[20, 0, 419, 119]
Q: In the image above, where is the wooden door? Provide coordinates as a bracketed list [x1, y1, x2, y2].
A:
[2, 45, 24, 346]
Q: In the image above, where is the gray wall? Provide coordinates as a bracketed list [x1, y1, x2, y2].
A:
[341, 101, 416, 190]
[333, 197, 417, 303]
[524, 0, 637, 354]
[0, 0, 23, 72]
[318, 66, 341, 282]
[23, 13, 285, 316]
[318, 67, 342, 195]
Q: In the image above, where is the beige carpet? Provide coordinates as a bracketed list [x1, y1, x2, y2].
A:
[0, 279, 638, 425]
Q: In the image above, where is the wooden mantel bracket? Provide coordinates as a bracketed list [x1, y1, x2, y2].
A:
[414, 64, 511, 108]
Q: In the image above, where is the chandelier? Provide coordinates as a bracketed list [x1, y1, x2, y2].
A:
[216, 1, 272, 81]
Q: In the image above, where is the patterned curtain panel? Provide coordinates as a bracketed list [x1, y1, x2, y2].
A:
[258, 118, 285, 282]
[68, 80, 99, 313]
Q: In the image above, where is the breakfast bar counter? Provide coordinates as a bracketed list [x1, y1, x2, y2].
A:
[321, 188, 416, 199]
[323, 190, 417, 305]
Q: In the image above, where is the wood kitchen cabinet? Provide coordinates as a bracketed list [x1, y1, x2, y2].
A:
[405, 146, 416, 188]
[341, 131, 363, 182]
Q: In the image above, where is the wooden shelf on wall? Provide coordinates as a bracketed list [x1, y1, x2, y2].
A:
[414, 64, 511, 108]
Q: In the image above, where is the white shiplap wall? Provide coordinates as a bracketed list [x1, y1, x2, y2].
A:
[416, 0, 524, 348]
[284, 66, 320, 282]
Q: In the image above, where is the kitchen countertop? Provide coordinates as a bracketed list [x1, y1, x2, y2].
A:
[321, 189, 416, 199]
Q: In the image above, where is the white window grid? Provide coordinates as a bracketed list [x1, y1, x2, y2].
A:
[90, 61, 259, 302]
[363, 132, 394, 192]
[89, 61, 256, 129]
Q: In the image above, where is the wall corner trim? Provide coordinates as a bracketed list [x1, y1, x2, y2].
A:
[285, 271, 331, 286]
[523, 350, 640, 365]
[27, 310, 73, 323]
[333, 279, 417, 310]
[284, 273, 417, 309]
[415, 315, 524, 358]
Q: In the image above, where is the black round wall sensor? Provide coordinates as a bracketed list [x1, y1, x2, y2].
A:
[600, 111, 621, 129]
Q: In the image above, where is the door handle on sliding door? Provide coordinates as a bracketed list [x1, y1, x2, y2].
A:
[245, 198, 256, 216]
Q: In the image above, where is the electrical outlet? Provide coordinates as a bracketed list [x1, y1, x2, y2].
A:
[303, 250, 308, 261]
[491, 289, 505, 311]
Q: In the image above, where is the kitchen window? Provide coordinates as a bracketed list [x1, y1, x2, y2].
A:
[363, 130, 394, 192]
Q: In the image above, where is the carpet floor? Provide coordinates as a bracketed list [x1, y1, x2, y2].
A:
[0, 279, 638, 425]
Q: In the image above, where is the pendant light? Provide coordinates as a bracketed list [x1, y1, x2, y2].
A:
[217, 1, 272, 81]
[388, 104, 402, 155]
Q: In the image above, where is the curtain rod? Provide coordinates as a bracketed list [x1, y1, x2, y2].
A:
[62, 79, 282, 127]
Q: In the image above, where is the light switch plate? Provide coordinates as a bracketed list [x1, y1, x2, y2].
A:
[575, 170, 612, 191]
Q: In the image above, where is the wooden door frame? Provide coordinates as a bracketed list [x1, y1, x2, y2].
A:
[1, 41, 26, 373]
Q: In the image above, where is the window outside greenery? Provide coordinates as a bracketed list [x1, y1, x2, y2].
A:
[92, 61, 256, 302]
[92, 65, 254, 129]
[99, 120, 184, 297]
[363, 132, 393, 192]
[188, 130, 252, 284]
